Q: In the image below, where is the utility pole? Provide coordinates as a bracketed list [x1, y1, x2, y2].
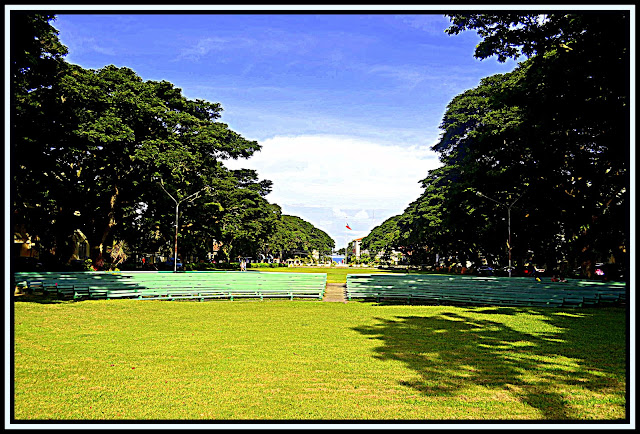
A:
[156, 178, 211, 273]
[476, 191, 524, 277]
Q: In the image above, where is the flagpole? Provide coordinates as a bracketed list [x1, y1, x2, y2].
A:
[345, 218, 350, 265]
[345, 219, 348, 265]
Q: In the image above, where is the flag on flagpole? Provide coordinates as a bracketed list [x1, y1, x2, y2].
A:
[346, 223, 352, 230]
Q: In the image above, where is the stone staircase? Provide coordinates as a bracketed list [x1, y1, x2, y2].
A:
[323, 283, 347, 303]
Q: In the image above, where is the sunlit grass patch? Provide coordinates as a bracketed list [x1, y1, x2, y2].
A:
[254, 266, 396, 283]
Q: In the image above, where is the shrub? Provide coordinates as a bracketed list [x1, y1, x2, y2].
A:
[248, 262, 287, 269]
[184, 262, 240, 271]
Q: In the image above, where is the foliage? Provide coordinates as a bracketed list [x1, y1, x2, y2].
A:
[183, 261, 286, 271]
[107, 240, 128, 267]
[355, 253, 374, 266]
[370, 12, 629, 276]
[175, 169, 279, 262]
[439, 12, 629, 274]
[445, 12, 628, 63]
[247, 262, 288, 268]
[266, 215, 335, 261]
[11, 14, 334, 270]
[183, 262, 240, 271]
[361, 215, 403, 254]
[10, 12, 68, 94]
[11, 13, 71, 265]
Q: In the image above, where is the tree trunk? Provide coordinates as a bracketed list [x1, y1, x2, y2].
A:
[91, 186, 119, 267]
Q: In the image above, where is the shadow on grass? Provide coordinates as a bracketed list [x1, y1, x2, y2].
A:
[12, 294, 71, 305]
[12, 272, 146, 302]
[353, 306, 627, 420]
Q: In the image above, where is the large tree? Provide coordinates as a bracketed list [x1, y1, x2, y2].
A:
[201, 169, 280, 262]
[370, 12, 630, 276]
[267, 215, 335, 261]
[442, 12, 629, 275]
[11, 15, 275, 269]
[11, 13, 70, 263]
[361, 214, 403, 256]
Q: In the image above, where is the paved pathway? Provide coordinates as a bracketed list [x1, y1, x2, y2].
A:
[323, 283, 347, 303]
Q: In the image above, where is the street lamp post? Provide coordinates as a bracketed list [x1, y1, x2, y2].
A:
[476, 191, 524, 277]
[156, 179, 210, 273]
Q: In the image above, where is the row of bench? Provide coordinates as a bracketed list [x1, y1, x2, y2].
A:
[13, 271, 327, 302]
[13, 271, 627, 307]
[345, 274, 627, 308]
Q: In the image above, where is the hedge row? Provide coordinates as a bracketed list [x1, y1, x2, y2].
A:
[183, 262, 287, 271]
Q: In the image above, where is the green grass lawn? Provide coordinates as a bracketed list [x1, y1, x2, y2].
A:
[13, 298, 627, 421]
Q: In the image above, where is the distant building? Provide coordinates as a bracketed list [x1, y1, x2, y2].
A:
[351, 237, 368, 259]
[374, 249, 403, 266]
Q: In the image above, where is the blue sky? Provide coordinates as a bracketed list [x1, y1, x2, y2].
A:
[48, 8, 521, 249]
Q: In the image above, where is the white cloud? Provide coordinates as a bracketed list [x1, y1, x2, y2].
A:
[66, 36, 117, 57]
[225, 134, 442, 247]
[332, 208, 348, 219]
[354, 209, 369, 220]
[177, 31, 317, 62]
[398, 15, 450, 35]
[227, 134, 440, 209]
[177, 37, 243, 61]
[366, 64, 430, 88]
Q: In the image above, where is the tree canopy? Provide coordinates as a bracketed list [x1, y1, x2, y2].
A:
[267, 215, 335, 261]
[12, 12, 628, 278]
[361, 214, 403, 255]
[11, 13, 334, 269]
[365, 12, 630, 277]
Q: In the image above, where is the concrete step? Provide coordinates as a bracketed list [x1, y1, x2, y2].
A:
[323, 283, 347, 302]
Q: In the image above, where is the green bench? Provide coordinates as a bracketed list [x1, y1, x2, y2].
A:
[15, 271, 327, 302]
[14, 271, 131, 296]
[346, 274, 625, 308]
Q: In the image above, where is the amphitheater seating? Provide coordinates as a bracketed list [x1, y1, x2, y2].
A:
[14, 271, 327, 302]
[346, 274, 626, 308]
